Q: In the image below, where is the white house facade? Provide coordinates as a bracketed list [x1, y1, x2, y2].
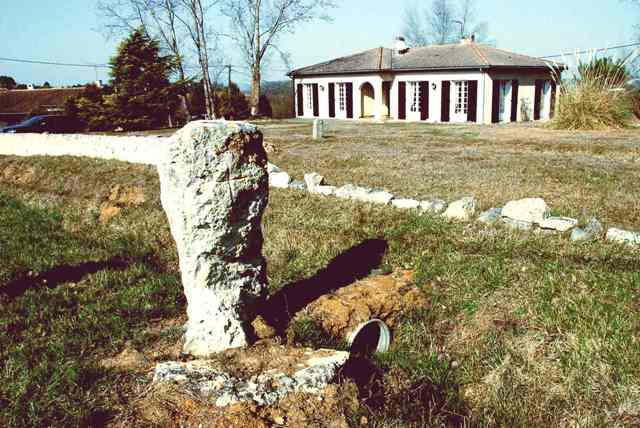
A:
[289, 38, 564, 124]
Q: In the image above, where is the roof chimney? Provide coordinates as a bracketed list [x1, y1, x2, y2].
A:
[460, 34, 476, 45]
[394, 36, 409, 54]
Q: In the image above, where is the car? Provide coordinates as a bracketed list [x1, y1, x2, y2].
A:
[0, 115, 85, 134]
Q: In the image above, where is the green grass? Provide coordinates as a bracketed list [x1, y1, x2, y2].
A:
[0, 192, 184, 426]
[1, 121, 640, 426]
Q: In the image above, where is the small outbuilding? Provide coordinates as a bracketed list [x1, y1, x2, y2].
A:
[289, 37, 564, 124]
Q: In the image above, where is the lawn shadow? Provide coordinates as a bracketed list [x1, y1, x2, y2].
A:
[259, 238, 388, 334]
[1, 256, 132, 298]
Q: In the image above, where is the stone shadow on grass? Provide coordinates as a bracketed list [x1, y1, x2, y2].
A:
[1, 256, 131, 298]
[259, 238, 388, 334]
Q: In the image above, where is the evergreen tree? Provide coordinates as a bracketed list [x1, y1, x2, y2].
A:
[215, 83, 250, 120]
[108, 28, 178, 130]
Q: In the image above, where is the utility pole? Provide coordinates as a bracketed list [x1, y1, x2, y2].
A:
[226, 65, 232, 98]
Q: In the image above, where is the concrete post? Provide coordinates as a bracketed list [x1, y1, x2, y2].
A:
[312, 119, 324, 140]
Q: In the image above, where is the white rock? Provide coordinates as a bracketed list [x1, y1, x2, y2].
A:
[335, 184, 370, 201]
[391, 198, 421, 209]
[419, 199, 447, 214]
[269, 171, 291, 188]
[366, 190, 394, 205]
[502, 217, 534, 230]
[267, 162, 281, 174]
[313, 185, 337, 196]
[442, 197, 477, 221]
[606, 228, 640, 246]
[157, 121, 268, 357]
[502, 198, 550, 226]
[304, 172, 325, 190]
[477, 208, 502, 225]
[153, 349, 350, 407]
[539, 216, 578, 232]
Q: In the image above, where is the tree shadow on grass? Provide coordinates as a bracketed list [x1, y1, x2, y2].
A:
[258, 238, 388, 334]
[1, 256, 132, 298]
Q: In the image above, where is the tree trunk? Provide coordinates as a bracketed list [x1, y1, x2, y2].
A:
[251, 65, 260, 117]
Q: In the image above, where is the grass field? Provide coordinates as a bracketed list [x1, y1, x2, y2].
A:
[1, 120, 639, 427]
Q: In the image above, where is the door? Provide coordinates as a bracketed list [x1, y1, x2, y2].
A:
[540, 81, 552, 120]
[451, 81, 469, 123]
[498, 80, 512, 123]
[406, 81, 423, 121]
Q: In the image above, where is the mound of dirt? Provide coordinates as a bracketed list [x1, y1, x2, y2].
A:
[299, 270, 428, 340]
[99, 185, 146, 224]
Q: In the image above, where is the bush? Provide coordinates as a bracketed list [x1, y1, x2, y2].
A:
[550, 55, 635, 130]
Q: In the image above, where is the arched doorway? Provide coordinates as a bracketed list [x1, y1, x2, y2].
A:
[360, 82, 375, 118]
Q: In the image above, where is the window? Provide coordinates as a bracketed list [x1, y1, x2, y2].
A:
[408, 81, 421, 112]
[338, 83, 346, 111]
[305, 84, 313, 111]
[454, 81, 469, 115]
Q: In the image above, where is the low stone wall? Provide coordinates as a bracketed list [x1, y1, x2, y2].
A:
[0, 133, 167, 165]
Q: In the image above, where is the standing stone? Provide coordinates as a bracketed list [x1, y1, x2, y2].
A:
[158, 121, 268, 357]
[312, 119, 324, 140]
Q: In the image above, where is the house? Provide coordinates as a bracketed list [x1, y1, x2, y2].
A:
[288, 37, 565, 124]
[0, 87, 83, 127]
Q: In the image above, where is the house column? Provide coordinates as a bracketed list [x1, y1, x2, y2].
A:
[375, 80, 385, 120]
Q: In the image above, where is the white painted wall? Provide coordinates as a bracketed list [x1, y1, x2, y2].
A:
[487, 70, 555, 123]
[295, 70, 486, 123]
[0, 133, 168, 165]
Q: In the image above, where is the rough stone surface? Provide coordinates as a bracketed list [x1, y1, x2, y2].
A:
[420, 199, 447, 214]
[288, 180, 307, 191]
[157, 121, 269, 357]
[502, 198, 550, 226]
[565, 218, 603, 241]
[304, 172, 325, 190]
[502, 217, 534, 231]
[153, 347, 349, 407]
[606, 228, 640, 246]
[391, 198, 421, 209]
[268, 171, 291, 189]
[0, 133, 166, 165]
[335, 184, 393, 205]
[443, 197, 477, 221]
[477, 208, 502, 225]
[539, 216, 578, 232]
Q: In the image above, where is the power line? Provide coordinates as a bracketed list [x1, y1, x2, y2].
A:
[0, 56, 109, 68]
[540, 41, 640, 59]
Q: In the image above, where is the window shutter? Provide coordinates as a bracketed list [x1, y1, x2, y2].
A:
[533, 80, 542, 120]
[296, 83, 303, 117]
[312, 83, 319, 117]
[441, 81, 450, 122]
[328, 83, 336, 118]
[491, 80, 500, 123]
[510, 79, 519, 122]
[346, 82, 353, 118]
[398, 81, 406, 120]
[550, 81, 557, 118]
[419, 81, 428, 120]
[467, 80, 478, 122]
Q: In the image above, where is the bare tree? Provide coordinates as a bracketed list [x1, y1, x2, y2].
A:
[174, 0, 220, 119]
[402, 4, 429, 46]
[97, 0, 187, 81]
[456, 0, 494, 45]
[221, 0, 336, 116]
[430, 0, 455, 45]
[400, 0, 494, 46]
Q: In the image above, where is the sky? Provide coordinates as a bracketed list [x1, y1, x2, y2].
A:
[0, 0, 638, 88]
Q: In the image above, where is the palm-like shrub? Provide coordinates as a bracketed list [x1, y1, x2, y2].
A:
[550, 54, 635, 130]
